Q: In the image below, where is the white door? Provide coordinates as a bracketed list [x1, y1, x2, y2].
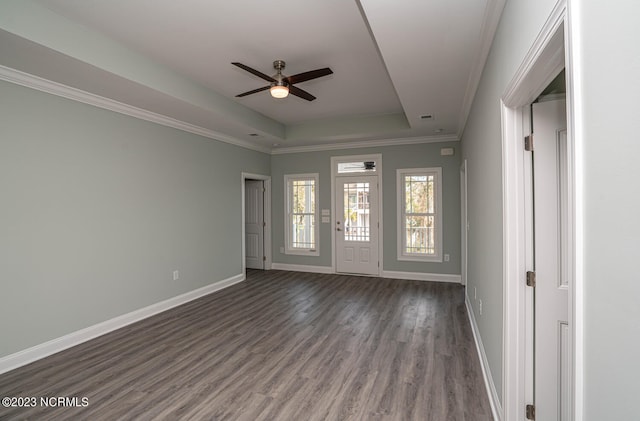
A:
[335, 175, 379, 275]
[245, 180, 264, 270]
[532, 99, 569, 421]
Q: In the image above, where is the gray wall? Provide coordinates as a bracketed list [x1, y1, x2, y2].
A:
[0, 80, 270, 358]
[579, 1, 640, 418]
[460, 0, 559, 405]
[271, 142, 461, 274]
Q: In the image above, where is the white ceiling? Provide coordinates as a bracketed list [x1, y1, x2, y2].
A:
[1, 0, 505, 152]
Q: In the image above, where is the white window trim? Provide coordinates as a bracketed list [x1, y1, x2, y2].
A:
[284, 173, 319, 256]
[396, 167, 443, 262]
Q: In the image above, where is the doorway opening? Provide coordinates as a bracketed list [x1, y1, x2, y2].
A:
[460, 159, 468, 286]
[241, 173, 271, 274]
[331, 154, 383, 276]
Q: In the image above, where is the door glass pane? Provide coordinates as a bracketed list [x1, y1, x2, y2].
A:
[343, 182, 370, 241]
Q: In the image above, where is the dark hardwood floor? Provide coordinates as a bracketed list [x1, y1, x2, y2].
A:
[0, 270, 492, 420]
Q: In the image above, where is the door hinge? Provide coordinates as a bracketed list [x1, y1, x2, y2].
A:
[526, 271, 536, 287]
[263, 221, 266, 227]
[526, 404, 535, 420]
[263, 256, 266, 262]
[525, 134, 534, 151]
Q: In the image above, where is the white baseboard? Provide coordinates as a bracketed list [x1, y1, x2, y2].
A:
[465, 293, 503, 421]
[270, 265, 461, 284]
[270, 263, 334, 274]
[0, 273, 245, 375]
[381, 270, 461, 283]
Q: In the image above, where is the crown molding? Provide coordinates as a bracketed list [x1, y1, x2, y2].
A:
[457, 0, 507, 138]
[0, 65, 272, 154]
[0, 65, 461, 156]
[271, 134, 459, 155]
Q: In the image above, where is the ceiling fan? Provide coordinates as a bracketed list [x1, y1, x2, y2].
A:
[232, 60, 333, 101]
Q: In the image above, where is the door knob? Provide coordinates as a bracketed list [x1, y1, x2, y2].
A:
[336, 228, 342, 231]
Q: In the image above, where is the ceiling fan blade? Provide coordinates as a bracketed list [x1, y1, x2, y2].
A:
[289, 85, 316, 101]
[232, 62, 276, 83]
[236, 86, 270, 97]
[285, 68, 333, 85]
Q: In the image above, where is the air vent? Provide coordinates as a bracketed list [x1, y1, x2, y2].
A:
[420, 114, 433, 120]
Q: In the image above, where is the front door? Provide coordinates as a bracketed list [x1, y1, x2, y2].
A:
[335, 175, 379, 275]
[245, 179, 264, 270]
[532, 98, 569, 420]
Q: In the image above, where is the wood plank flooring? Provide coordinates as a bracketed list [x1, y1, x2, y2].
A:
[0, 270, 493, 420]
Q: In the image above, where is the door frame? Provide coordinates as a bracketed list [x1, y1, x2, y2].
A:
[330, 154, 383, 275]
[241, 172, 272, 274]
[460, 159, 468, 286]
[500, 0, 583, 419]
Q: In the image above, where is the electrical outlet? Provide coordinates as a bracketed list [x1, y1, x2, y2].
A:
[479, 299, 483, 315]
[173, 270, 179, 281]
[444, 253, 450, 262]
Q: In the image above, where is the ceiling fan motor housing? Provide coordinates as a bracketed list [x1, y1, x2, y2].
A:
[272, 60, 288, 87]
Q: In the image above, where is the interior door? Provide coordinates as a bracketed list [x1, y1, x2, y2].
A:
[245, 179, 264, 270]
[335, 175, 379, 275]
[532, 99, 569, 420]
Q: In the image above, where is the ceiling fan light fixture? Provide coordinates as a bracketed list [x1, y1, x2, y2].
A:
[270, 84, 289, 99]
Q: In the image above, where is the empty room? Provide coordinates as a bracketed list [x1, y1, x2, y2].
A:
[1, 1, 638, 420]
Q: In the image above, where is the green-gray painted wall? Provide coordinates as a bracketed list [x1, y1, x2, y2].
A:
[460, 0, 559, 404]
[0, 80, 270, 358]
[579, 1, 640, 418]
[271, 143, 461, 274]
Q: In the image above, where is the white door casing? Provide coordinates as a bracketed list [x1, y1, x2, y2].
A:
[532, 99, 569, 421]
[460, 160, 468, 286]
[335, 175, 379, 275]
[245, 179, 264, 270]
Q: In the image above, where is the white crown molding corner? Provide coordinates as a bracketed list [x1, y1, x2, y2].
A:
[0, 65, 272, 155]
[271, 135, 459, 155]
[0, 273, 245, 375]
[381, 270, 461, 283]
[466, 294, 504, 421]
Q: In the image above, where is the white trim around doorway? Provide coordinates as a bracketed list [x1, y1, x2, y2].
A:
[500, 0, 583, 419]
[330, 154, 383, 275]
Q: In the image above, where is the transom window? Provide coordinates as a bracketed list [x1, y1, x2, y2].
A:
[397, 168, 443, 262]
[285, 174, 319, 255]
